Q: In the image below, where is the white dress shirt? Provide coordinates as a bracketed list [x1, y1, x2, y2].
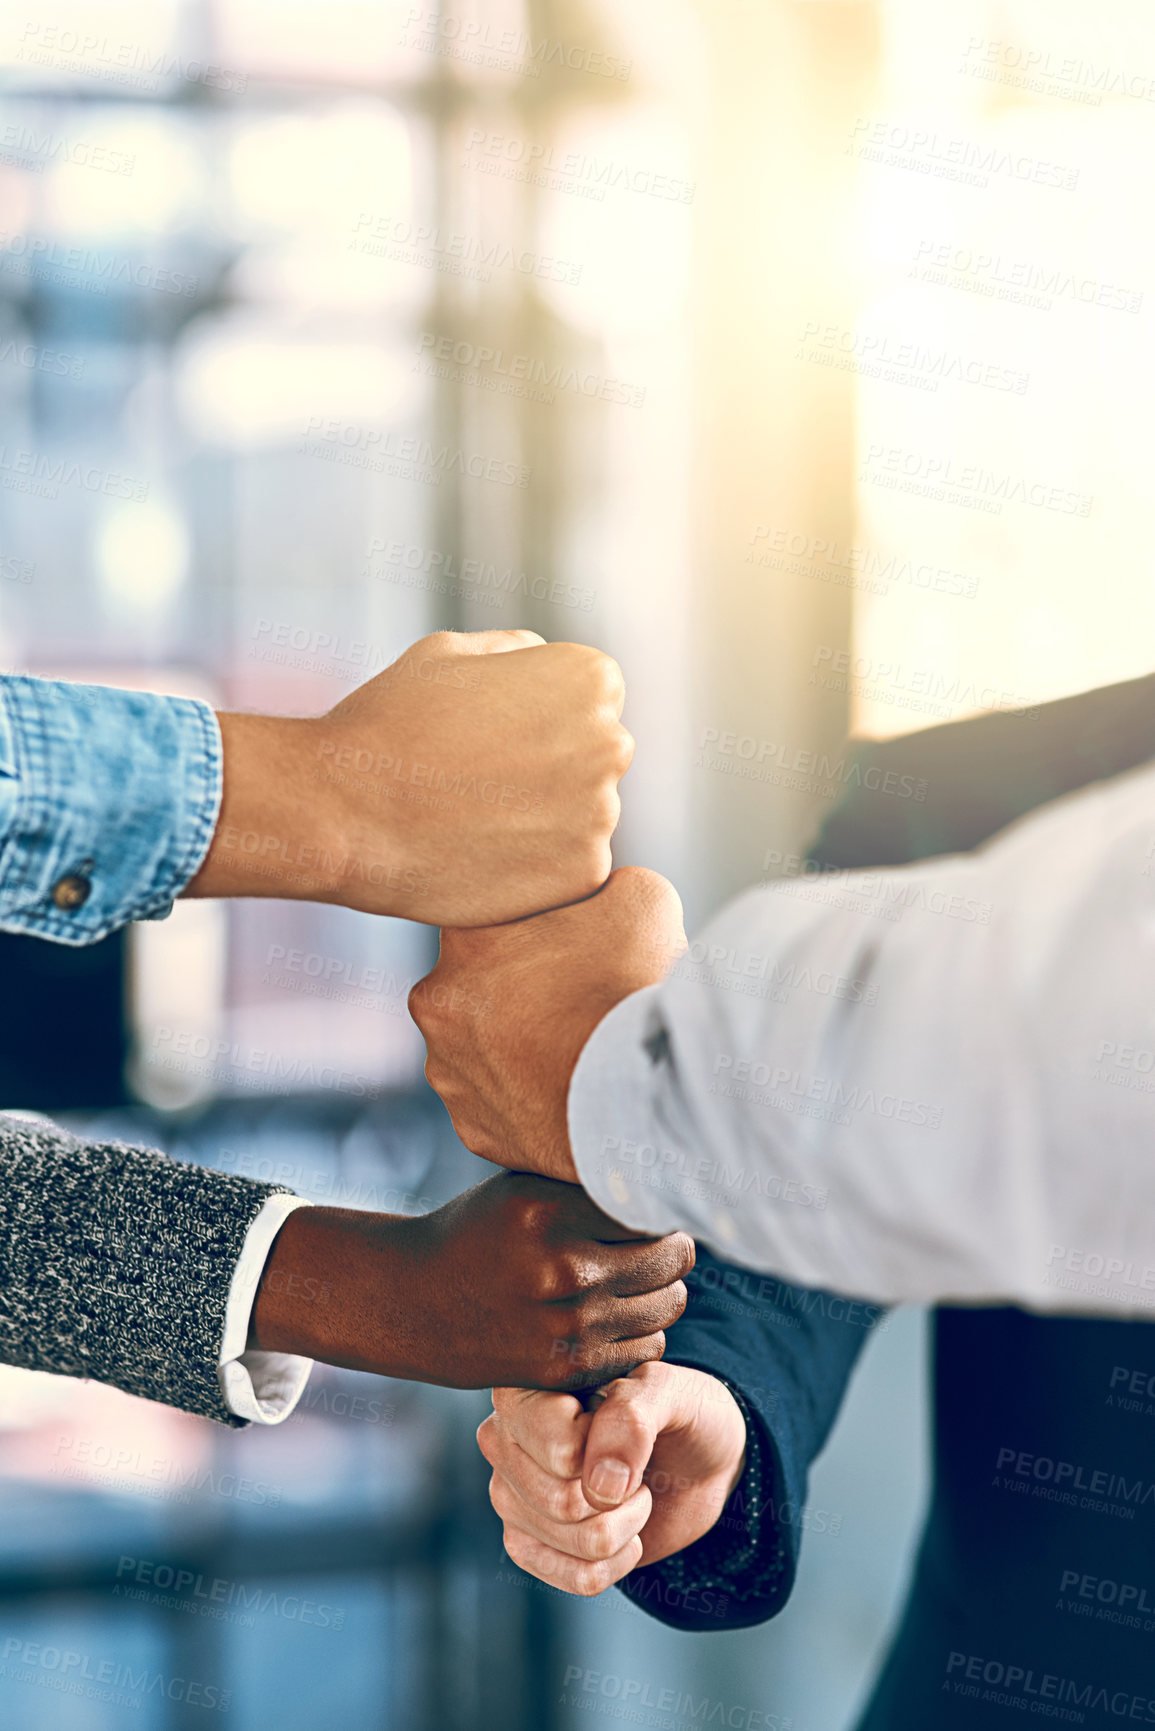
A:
[570, 760, 1155, 1316]
[219, 1194, 314, 1424]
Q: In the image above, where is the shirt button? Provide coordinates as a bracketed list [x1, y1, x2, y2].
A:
[52, 873, 92, 912]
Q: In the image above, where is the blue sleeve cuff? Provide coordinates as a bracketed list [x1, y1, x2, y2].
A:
[0, 677, 223, 945]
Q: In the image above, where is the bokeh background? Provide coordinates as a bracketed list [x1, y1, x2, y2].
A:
[0, 0, 1151, 1724]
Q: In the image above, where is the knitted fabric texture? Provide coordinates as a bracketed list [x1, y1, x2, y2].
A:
[0, 1113, 291, 1425]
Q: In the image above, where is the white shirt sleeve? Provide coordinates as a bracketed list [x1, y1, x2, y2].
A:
[570, 759, 1155, 1318]
[218, 1193, 315, 1425]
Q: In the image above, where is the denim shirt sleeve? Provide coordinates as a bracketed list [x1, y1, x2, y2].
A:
[0, 676, 223, 945]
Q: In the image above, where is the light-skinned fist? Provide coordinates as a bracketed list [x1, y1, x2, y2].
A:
[190, 629, 634, 927]
[477, 1362, 747, 1596]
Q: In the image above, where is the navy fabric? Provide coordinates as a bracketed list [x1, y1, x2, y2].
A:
[629, 672, 1155, 1723]
[623, 1251, 882, 1630]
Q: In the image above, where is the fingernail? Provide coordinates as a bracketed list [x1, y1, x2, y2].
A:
[589, 1459, 630, 1505]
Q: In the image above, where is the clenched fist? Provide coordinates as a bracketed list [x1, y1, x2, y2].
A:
[478, 1362, 747, 1595]
[187, 629, 633, 926]
[251, 1171, 695, 1391]
[410, 867, 686, 1182]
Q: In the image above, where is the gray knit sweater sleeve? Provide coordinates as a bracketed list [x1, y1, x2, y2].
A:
[0, 1113, 294, 1426]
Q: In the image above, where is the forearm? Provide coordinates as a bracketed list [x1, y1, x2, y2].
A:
[570, 760, 1155, 1312]
[0, 1113, 293, 1425]
[183, 712, 335, 903]
[183, 712, 416, 908]
[250, 1205, 428, 1380]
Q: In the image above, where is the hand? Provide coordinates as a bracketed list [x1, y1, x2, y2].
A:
[478, 1361, 747, 1595]
[410, 866, 686, 1182]
[186, 629, 634, 926]
[250, 1171, 695, 1390]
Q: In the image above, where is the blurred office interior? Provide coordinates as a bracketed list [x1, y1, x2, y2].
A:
[0, 0, 1153, 1724]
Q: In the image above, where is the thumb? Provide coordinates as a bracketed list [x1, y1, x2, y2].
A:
[582, 1375, 672, 1511]
[440, 628, 546, 655]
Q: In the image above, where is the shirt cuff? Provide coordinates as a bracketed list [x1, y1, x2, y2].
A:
[0, 676, 223, 945]
[218, 1194, 315, 1426]
[568, 985, 697, 1237]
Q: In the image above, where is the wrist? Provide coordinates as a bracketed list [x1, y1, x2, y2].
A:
[250, 1206, 413, 1373]
[184, 713, 348, 903]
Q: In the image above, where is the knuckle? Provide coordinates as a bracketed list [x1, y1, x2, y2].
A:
[536, 1255, 579, 1304]
[545, 1439, 584, 1480]
[577, 1520, 617, 1563]
[593, 652, 625, 702]
[549, 1477, 588, 1523]
[611, 727, 635, 775]
[662, 1280, 689, 1326]
[406, 977, 432, 1026]
[630, 1332, 666, 1367]
[502, 1527, 536, 1574]
[593, 786, 621, 834]
[670, 1232, 697, 1278]
[572, 1560, 612, 1598]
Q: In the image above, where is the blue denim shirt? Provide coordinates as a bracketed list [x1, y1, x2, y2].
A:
[0, 676, 223, 945]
